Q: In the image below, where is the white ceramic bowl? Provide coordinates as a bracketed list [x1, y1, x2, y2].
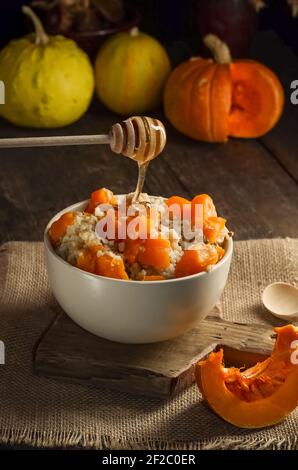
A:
[44, 200, 233, 344]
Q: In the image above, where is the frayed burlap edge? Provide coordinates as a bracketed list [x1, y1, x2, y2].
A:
[0, 428, 297, 450]
[1, 239, 298, 451]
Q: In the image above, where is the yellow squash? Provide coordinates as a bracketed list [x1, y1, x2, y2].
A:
[0, 7, 94, 128]
[95, 27, 171, 115]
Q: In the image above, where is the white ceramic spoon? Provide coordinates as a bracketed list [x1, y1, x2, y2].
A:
[262, 282, 298, 322]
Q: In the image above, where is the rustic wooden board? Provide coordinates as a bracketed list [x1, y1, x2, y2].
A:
[34, 311, 276, 398]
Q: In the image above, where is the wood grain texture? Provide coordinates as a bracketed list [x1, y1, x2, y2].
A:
[34, 312, 275, 398]
[162, 130, 298, 239]
[0, 32, 297, 243]
[251, 32, 298, 181]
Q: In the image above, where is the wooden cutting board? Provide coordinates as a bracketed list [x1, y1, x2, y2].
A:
[33, 310, 276, 398]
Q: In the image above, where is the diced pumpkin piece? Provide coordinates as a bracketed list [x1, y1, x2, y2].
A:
[49, 212, 76, 247]
[175, 244, 218, 277]
[166, 195, 190, 208]
[191, 194, 217, 222]
[76, 244, 103, 274]
[95, 253, 129, 280]
[166, 196, 191, 219]
[92, 188, 114, 204]
[104, 214, 153, 242]
[123, 239, 144, 264]
[142, 275, 166, 281]
[85, 187, 116, 214]
[137, 238, 171, 270]
[85, 203, 95, 214]
[98, 212, 152, 243]
[85, 203, 94, 214]
[204, 216, 226, 243]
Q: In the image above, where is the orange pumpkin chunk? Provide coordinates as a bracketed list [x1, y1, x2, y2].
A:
[203, 216, 226, 243]
[105, 214, 153, 241]
[166, 196, 191, 219]
[175, 244, 219, 277]
[92, 188, 114, 204]
[191, 194, 217, 223]
[95, 253, 128, 280]
[85, 187, 115, 214]
[196, 325, 298, 429]
[49, 212, 76, 247]
[76, 244, 103, 274]
[137, 238, 171, 270]
[123, 239, 144, 264]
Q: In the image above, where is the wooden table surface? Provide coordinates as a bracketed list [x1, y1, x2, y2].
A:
[0, 31, 297, 244]
[0, 30, 297, 452]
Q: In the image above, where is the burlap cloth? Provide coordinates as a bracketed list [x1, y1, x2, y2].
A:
[0, 239, 297, 450]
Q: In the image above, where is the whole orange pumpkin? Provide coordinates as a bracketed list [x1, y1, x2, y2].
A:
[164, 35, 285, 142]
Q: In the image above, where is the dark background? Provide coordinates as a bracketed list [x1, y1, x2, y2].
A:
[0, 1, 297, 244]
[0, 0, 297, 52]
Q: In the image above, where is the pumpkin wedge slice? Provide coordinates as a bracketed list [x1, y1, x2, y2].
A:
[196, 325, 298, 429]
[229, 60, 285, 138]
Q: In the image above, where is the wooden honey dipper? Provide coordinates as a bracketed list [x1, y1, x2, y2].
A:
[0, 116, 166, 202]
[110, 116, 166, 202]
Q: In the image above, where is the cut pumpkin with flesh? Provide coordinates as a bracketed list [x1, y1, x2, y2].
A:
[229, 60, 284, 138]
[164, 35, 284, 142]
[196, 325, 298, 428]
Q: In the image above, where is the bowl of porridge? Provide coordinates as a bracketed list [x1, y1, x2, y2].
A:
[44, 188, 233, 343]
